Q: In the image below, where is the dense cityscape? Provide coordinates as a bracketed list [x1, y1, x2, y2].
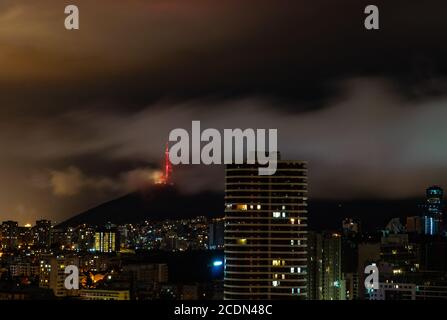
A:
[2, 1, 447, 311]
[0, 214, 224, 300]
[1, 158, 447, 300]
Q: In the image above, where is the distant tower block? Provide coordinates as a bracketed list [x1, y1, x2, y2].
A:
[422, 185, 444, 235]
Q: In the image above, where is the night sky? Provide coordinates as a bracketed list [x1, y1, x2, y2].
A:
[1, 0, 447, 224]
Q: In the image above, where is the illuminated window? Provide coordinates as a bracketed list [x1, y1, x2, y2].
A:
[272, 281, 279, 287]
[281, 274, 285, 279]
[257, 205, 261, 210]
[236, 204, 248, 211]
[297, 267, 301, 273]
[273, 212, 281, 218]
[290, 218, 295, 224]
[291, 240, 294, 245]
[290, 267, 295, 273]
[291, 288, 301, 294]
[272, 259, 286, 266]
[274, 274, 278, 279]
[237, 238, 247, 245]
[282, 205, 286, 210]
[282, 212, 286, 218]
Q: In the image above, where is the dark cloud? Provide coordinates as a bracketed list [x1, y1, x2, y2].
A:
[1, 0, 447, 113]
[2, 78, 447, 224]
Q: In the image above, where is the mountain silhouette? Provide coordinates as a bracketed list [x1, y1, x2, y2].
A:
[58, 182, 423, 232]
[57, 184, 224, 228]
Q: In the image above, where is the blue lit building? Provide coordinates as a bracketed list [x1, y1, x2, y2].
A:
[422, 186, 444, 236]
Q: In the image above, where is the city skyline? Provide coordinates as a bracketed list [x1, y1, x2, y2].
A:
[0, 178, 444, 227]
[1, 178, 446, 301]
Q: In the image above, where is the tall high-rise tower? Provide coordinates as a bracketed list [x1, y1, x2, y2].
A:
[308, 232, 346, 300]
[224, 160, 308, 299]
[423, 186, 444, 235]
[0, 220, 19, 251]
